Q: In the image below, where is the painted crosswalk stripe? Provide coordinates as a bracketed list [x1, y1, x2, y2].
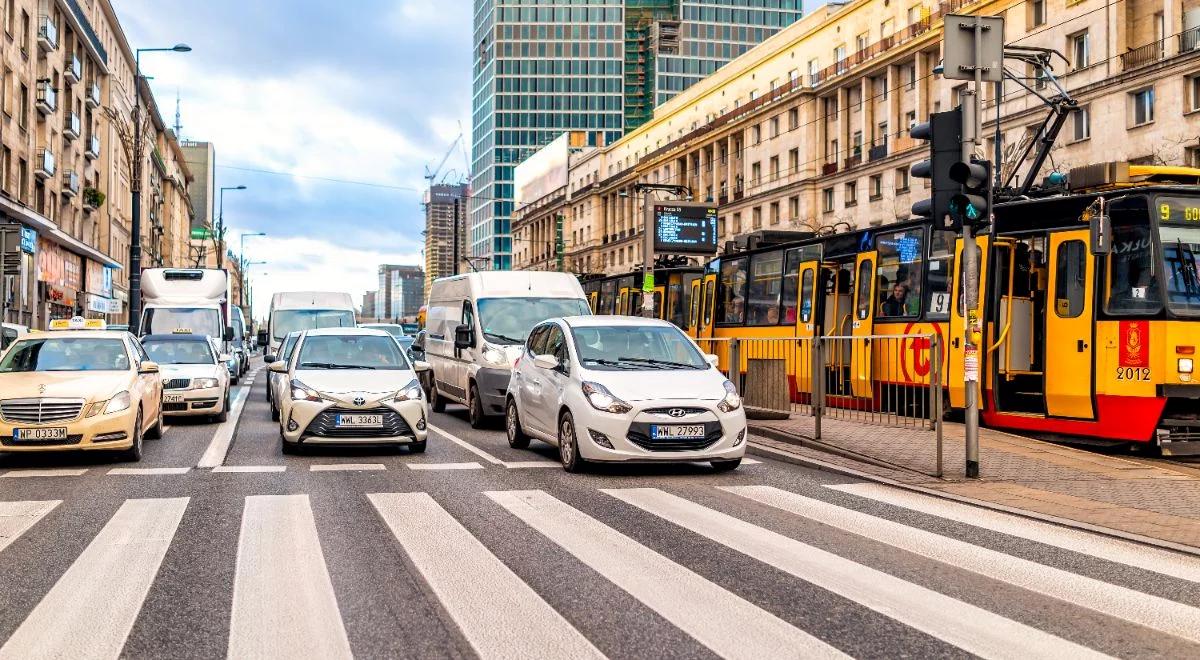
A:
[0, 501, 59, 554]
[370, 492, 603, 659]
[229, 495, 352, 660]
[726, 485, 1200, 645]
[406, 462, 484, 471]
[489, 489, 847, 660]
[107, 467, 191, 476]
[0, 498, 188, 660]
[605, 488, 1102, 660]
[828, 483, 1200, 584]
[197, 385, 252, 468]
[502, 461, 560, 469]
[211, 465, 287, 473]
[428, 424, 505, 464]
[309, 463, 386, 472]
[1, 469, 88, 478]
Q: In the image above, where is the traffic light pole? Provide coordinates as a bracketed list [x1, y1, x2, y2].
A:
[961, 20, 986, 479]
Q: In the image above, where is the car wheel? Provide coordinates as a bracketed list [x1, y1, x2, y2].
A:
[711, 458, 742, 472]
[409, 441, 427, 453]
[216, 393, 230, 423]
[506, 398, 530, 449]
[468, 383, 486, 429]
[270, 401, 280, 422]
[558, 411, 586, 473]
[146, 405, 164, 440]
[232, 375, 240, 387]
[121, 410, 144, 463]
[281, 439, 298, 455]
[265, 380, 272, 402]
[430, 383, 447, 413]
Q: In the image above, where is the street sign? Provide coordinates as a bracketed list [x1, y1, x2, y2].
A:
[942, 14, 1004, 83]
[190, 227, 213, 240]
[650, 201, 719, 255]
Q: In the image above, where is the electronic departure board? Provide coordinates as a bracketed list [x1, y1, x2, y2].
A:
[1158, 196, 1200, 224]
[651, 202, 719, 255]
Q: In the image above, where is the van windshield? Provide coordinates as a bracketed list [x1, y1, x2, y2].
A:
[144, 308, 223, 338]
[476, 297, 591, 345]
[272, 309, 356, 340]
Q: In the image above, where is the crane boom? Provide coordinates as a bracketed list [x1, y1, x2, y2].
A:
[425, 121, 470, 184]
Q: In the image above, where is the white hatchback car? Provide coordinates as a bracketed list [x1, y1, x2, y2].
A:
[269, 328, 430, 453]
[506, 316, 747, 472]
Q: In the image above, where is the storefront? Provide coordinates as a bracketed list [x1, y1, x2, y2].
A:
[38, 237, 84, 323]
[0, 225, 37, 327]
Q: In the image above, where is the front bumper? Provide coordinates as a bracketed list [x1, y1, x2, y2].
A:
[282, 398, 429, 446]
[162, 386, 225, 416]
[475, 367, 511, 415]
[0, 408, 138, 453]
[576, 400, 747, 463]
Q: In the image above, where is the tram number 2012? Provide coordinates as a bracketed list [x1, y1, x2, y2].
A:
[1115, 367, 1152, 381]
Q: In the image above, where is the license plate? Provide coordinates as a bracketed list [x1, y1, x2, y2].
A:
[336, 414, 383, 428]
[164, 394, 186, 404]
[14, 427, 68, 441]
[650, 424, 706, 440]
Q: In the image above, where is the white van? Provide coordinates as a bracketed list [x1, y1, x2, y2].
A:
[267, 292, 356, 357]
[425, 271, 590, 428]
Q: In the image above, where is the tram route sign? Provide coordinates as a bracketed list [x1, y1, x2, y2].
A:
[650, 201, 719, 255]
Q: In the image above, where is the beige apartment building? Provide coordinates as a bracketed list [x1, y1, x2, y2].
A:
[512, 0, 1200, 275]
[0, 0, 193, 328]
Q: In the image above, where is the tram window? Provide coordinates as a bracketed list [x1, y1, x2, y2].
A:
[1054, 240, 1087, 318]
[668, 279, 684, 326]
[1161, 225, 1200, 315]
[600, 280, 617, 314]
[780, 249, 802, 324]
[703, 279, 716, 326]
[747, 251, 784, 326]
[799, 269, 815, 323]
[926, 230, 955, 319]
[683, 274, 699, 327]
[875, 228, 923, 318]
[717, 258, 748, 324]
[1106, 223, 1163, 315]
[856, 259, 874, 320]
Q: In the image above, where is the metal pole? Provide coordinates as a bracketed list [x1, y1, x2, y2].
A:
[728, 337, 740, 393]
[961, 20, 985, 479]
[641, 191, 655, 318]
[932, 334, 943, 478]
[1, 227, 8, 339]
[216, 189, 225, 270]
[452, 197, 460, 276]
[812, 336, 823, 440]
[129, 51, 143, 334]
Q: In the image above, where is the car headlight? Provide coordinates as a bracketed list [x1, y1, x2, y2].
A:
[582, 381, 632, 414]
[103, 391, 132, 415]
[391, 379, 424, 402]
[291, 379, 323, 402]
[193, 378, 220, 389]
[717, 380, 742, 413]
[482, 343, 508, 366]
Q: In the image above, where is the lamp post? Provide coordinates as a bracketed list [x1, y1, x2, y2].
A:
[216, 185, 247, 270]
[128, 44, 191, 334]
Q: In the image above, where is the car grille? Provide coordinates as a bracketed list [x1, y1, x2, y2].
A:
[303, 407, 413, 439]
[163, 378, 191, 390]
[0, 399, 85, 424]
[627, 421, 724, 452]
[642, 407, 710, 417]
[163, 402, 189, 412]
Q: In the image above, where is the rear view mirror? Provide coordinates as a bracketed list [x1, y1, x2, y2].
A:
[413, 360, 432, 373]
[268, 362, 287, 373]
[704, 353, 720, 368]
[263, 354, 276, 363]
[454, 324, 475, 350]
[1090, 212, 1112, 256]
[224, 326, 235, 342]
[257, 329, 268, 345]
[533, 354, 560, 371]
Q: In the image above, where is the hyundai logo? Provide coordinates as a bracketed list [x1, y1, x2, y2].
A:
[353, 396, 366, 406]
[668, 408, 688, 418]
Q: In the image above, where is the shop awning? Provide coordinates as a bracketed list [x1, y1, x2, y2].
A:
[0, 195, 122, 269]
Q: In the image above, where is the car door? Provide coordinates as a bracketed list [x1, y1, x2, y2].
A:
[517, 324, 551, 435]
[530, 325, 569, 434]
[452, 300, 477, 404]
[129, 338, 160, 426]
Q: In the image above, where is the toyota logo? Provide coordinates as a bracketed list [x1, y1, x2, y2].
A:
[668, 408, 687, 418]
[353, 396, 366, 406]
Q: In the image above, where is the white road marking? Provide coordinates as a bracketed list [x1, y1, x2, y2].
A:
[741, 457, 762, 464]
[406, 462, 484, 471]
[605, 488, 1103, 660]
[309, 463, 386, 472]
[370, 492, 604, 659]
[229, 495, 352, 660]
[489, 489, 847, 660]
[0, 498, 188, 660]
[212, 465, 287, 473]
[726, 485, 1200, 645]
[160, 425, 172, 432]
[0, 501, 59, 554]
[828, 483, 1200, 584]
[1, 469, 88, 478]
[197, 384, 252, 468]
[503, 461, 561, 469]
[107, 467, 191, 476]
[428, 424, 505, 464]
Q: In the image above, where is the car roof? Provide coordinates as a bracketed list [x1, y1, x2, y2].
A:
[560, 315, 674, 329]
[360, 323, 399, 328]
[141, 334, 210, 342]
[302, 327, 389, 337]
[22, 330, 132, 339]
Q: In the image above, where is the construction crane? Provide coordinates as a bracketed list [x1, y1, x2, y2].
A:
[425, 121, 469, 184]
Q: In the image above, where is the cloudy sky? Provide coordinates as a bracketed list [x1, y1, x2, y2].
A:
[114, 0, 474, 320]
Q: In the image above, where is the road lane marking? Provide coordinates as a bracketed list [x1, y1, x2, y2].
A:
[726, 485, 1200, 646]
[107, 467, 191, 476]
[427, 424, 505, 464]
[489, 489, 847, 660]
[406, 462, 484, 471]
[605, 487, 1102, 660]
[1, 469, 88, 478]
[229, 495, 352, 660]
[502, 461, 561, 469]
[0, 501, 59, 554]
[197, 384, 252, 468]
[309, 463, 387, 472]
[0, 497, 188, 660]
[369, 492, 603, 660]
[828, 483, 1200, 584]
[741, 457, 762, 464]
[212, 465, 287, 473]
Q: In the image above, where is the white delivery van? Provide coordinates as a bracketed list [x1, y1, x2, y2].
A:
[425, 271, 590, 428]
[266, 292, 356, 357]
[140, 268, 239, 383]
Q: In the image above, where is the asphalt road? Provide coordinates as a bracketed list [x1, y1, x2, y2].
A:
[2, 362, 1200, 659]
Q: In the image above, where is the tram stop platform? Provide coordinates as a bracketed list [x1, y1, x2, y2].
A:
[747, 416, 1200, 554]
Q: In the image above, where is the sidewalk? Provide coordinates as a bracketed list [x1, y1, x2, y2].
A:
[748, 414, 1200, 552]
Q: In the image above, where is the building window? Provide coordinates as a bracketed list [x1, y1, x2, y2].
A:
[751, 125, 761, 145]
[896, 167, 910, 192]
[906, 64, 917, 90]
[1189, 75, 1200, 113]
[1072, 106, 1090, 141]
[1030, 0, 1045, 27]
[770, 116, 780, 138]
[769, 156, 780, 181]
[789, 196, 800, 221]
[904, 110, 917, 130]
[751, 162, 761, 186]
[1185, 146, 1200, 168]
[822, 188, 834, 213]
[752, 207, 763, 229]
[770, 202, 780, 225]
[788, 107, 799, 130]
[732, 212, 742, 234]
[869, 174, 883, 200]
[845, 182, 858, 206]
[1069, 30, 1089, 69]
[788, 148, 799, 174]
[1130, 88, 1155, 126]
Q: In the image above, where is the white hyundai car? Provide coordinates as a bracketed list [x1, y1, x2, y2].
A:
[269, 327, 430, 453]
[505, 316, 747, 472]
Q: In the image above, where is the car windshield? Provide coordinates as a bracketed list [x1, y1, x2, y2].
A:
[143, 308, 222, 338]
[0, 338, 130, 372]
[273, 309, 356, 340]
[296, 334, 409, 370]
[1160, 225, 1200, 316]
[477, 297, 591, 345]
[365, 325, 405, 339]
[281, 334, 301, 361]
[232, 313, 245, 342]
[570, 325, 708, 370]
[395, 336, 414, 351]
[143, 340, 216, 365]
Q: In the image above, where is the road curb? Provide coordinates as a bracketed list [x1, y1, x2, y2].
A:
[746, 436, 1200, 559]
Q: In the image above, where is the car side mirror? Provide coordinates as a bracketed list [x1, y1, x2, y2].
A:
[224, 326, 235, 342]
[704, 353, 720, 368]
[139, 361, 160, 375]
[413, 360, 432, 373]
[263, 354, 276, 363]
[532, 354, 560, 371]
[454, 324, 475, 350]
[268, 361, 288, 373]
[257, 329, 268, 344]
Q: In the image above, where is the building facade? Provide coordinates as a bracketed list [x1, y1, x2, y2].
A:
[375, 264, 424, 321]
[510, 0, 1200, 276]
[181, 140, 214, 231]
[423, 182, 469, 295]
[361, 290, 376, 319]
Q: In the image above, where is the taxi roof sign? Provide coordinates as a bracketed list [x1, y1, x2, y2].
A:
[48, 317, 106, 331]
[172, 328, 194, 334]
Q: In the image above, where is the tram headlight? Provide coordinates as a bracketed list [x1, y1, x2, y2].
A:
[1179, 358, 1194, 374]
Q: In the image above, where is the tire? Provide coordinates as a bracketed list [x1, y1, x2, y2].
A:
[232, 375, 240, 387]
[145, 405, 164, 440]
[711, 458, 742, 472]
[216, 393, 230, 423]
[265, 380, 272, 402]
[468, 383, 486, 429]
[121, 410, 144, 462]
[270, 401, 280, 422]
[281, 440, 298, 455]
[506, 398, 530, 449]
[558, 411, 586, 473]
[430, 383, 447, 413]
[409, 441, 427, 454]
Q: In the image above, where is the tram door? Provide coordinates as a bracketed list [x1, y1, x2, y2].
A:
[1044, 230, 1095, 419]
[688, 277, 702, 337]
[793, 261, 820, 397]
[820, 261, 856, 396]
[850, 252, 878, 399]
[696, 272, 717, 339]
[588, 291, 598, 313]
[990, 237, 1048, 415]
[949, 236, 991, 409]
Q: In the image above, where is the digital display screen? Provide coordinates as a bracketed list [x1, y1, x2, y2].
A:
[1157, 196, 1200, 224]
[652, 203, 719, 255]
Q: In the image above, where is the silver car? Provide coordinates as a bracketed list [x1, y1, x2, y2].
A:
[268, 331, 302, 421]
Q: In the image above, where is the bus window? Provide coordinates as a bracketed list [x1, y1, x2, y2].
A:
[717, 257, 748, 324]
[799, 269, 815, 323]
[747, 251, 784, 326]
[926, 230, 955, 319]
[856, 259, 874, 320]
[875, 227, 923, 318]
[1106, 221, 1163, 315]
[1054, 240, 1087, 318]
[780, 249, 801, 324]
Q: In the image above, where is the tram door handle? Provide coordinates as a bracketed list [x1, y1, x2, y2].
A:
[1077, 339, 1088, 352]
[952, 338, 961, 349]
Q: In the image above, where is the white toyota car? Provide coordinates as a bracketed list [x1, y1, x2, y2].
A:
[505, 316, 747, 472]
[268, 327, 430, 453]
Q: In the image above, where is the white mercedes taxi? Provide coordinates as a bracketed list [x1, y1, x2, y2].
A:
[269, 327, 430, 453]
[140, 333, 232, 422]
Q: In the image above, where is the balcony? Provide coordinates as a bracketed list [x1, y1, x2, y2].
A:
[85, 134, 100, 160]
[62, 170, 80, 198]
[86, 80, 101, 108]
[83, 187, 102, 213]
[844, 154, 863, 169]
[37, 16, 58, 52]
[64, 112, 81, 141]
[35, 82, 56, 114]
[821, 162, 838, 176]
[869, 142, 889, 161]
[66, 53, 83, 84]
[35, 149, 55, 180]
[1120, 40, 1164, 70]
[1182, 26, 1200, 54]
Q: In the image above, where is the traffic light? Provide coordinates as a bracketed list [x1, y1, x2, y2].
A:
[949, 159, 992, 227]
[910, 109, 963, 230]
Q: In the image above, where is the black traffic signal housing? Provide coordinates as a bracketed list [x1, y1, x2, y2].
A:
[949, 159, 993, 228]
[909, 108, 963, 230]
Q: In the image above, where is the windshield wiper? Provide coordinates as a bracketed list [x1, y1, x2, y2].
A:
[484, 332, 523, 345]
[584, 358, 640, 370]
[298, 362, 370, 370]
[617, 357, 700, 369]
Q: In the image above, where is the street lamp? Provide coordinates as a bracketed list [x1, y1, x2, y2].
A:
[128, 43, 191, 334]
[216, 185, 247, 270]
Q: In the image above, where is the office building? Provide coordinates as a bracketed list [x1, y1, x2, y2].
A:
[375, 264, 424, 321]
[423, 183, 469, 295]
[362, 290, 377, 319]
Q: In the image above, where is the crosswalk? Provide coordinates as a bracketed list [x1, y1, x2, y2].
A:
[1, 483, 1199, 658]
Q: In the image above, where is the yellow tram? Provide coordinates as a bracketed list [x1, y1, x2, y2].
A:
[582, 266, 704, 332]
